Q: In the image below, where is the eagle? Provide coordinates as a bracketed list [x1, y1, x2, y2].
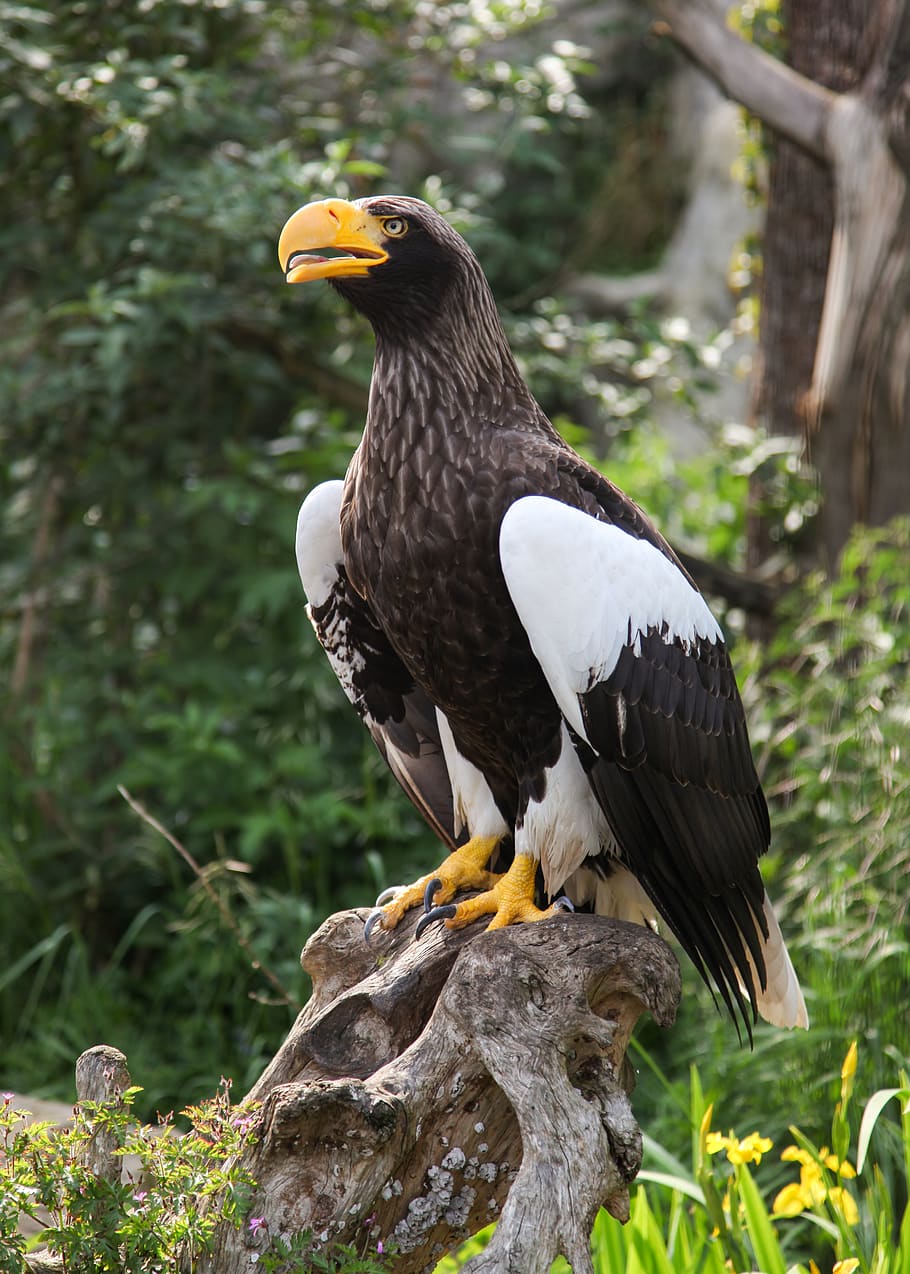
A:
[278, 194, 808, 1035]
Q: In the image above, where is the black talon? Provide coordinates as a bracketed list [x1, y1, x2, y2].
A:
[553, 896, 575, 914]
[415, 903, 457, 939]
[364, 909, 385, 942]
[422, 877, 443, 912]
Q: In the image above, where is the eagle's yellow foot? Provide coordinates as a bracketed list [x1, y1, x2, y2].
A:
[364, 834, 502, 940]
[415, 852, 574, 938]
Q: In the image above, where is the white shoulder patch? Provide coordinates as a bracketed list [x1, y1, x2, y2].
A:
[498, 495, 722, 743]
[295, 479, 345, 609]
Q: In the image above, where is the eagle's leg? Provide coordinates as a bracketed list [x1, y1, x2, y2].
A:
[417, 852, 574, 936]
[364, 834, 502, 937]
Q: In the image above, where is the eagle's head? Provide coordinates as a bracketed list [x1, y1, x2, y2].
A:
[278, 195, 485, 334]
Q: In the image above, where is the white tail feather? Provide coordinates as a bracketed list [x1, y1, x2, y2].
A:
[748, 895, 808, 1029]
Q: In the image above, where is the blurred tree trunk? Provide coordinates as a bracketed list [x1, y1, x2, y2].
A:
[751, 0, 905, 571]
[749, 0, 866, 571]
[653, 0, 910, 572]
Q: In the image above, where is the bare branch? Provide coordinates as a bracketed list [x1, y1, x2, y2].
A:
[650, 0, 836, 162]
[117, 786, 298, 1008]
[25, 1252, 63, 1273]
[676, 548, 777, 617]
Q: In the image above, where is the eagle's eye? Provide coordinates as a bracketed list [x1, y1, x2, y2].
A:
[381, 216, 408, 238]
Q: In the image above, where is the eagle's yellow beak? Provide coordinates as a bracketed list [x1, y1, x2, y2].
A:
[278, 198, 389, 283]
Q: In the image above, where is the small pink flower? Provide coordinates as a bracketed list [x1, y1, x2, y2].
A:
[133, 1191, 148, 1204]
[377, 1240, 384, 1255]
[248, 1216, 267, 1235]
[1, 1093, 14, 1105]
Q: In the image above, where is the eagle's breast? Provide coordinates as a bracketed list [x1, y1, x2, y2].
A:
[340, 415, 563, 784]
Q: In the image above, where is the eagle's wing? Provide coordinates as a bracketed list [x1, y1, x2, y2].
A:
[296, 481, 458, 850]
[499, 493, 806, 1031]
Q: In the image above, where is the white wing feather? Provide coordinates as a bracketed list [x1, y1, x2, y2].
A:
[499, 495, 721, 744]
[295, 479, 346, 609]
[500, 494, 808, 1030]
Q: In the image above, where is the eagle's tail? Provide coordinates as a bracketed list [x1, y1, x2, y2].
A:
[746, 895, 808, 1029]
[565, 864, 808, 1032]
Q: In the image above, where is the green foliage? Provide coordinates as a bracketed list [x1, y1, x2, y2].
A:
[760, 520, 910, 983]
[253, 1231, 391, 1274]
[598, 417, 817, 568]
[0, 1083, 395, 1272]
[627, 518, 910, 1169]
[1, 0, 383, 1111]
[0, 1080, 257, 1272]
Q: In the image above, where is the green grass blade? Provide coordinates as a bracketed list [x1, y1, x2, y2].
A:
[0, 924, 71, 995]
[857, 1087, 907, 1174]
[591, 1206, 631, 1272]
[800, 1211, 841, 1241]
[898, 1199, 910, 1274]
[107, 902, 162, 970]
[628, 1188, 676, 1274]
[689, 1063, 708, 1173]
[642, 1131, 694, 1181]
[637, 1170, 706, 1206]
[737, 1163, 786, 1274]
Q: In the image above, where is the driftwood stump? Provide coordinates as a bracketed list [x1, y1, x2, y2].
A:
[20, 912, 679, 1272]
[201, 907, 680, 1273]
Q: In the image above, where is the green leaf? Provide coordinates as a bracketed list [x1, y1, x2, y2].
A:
[641, 1131, 693, 1183]
[0, 925, 70, 994]
[636, 1170, 706, 1206]
[342, 159, 387, 178]
[590, 1207, 630, 1271]
[799, 1211, 840, 1241]
[898, 1198, 910, 1274]
[857, 1088, 909, 1174]
[737, 1163, 785, 1274]
[627, 1189, 675, 1274]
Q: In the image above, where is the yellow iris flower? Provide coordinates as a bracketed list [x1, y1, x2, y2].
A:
[705, 1130, 773, 1166]
[772, 1144, 858, 1224]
